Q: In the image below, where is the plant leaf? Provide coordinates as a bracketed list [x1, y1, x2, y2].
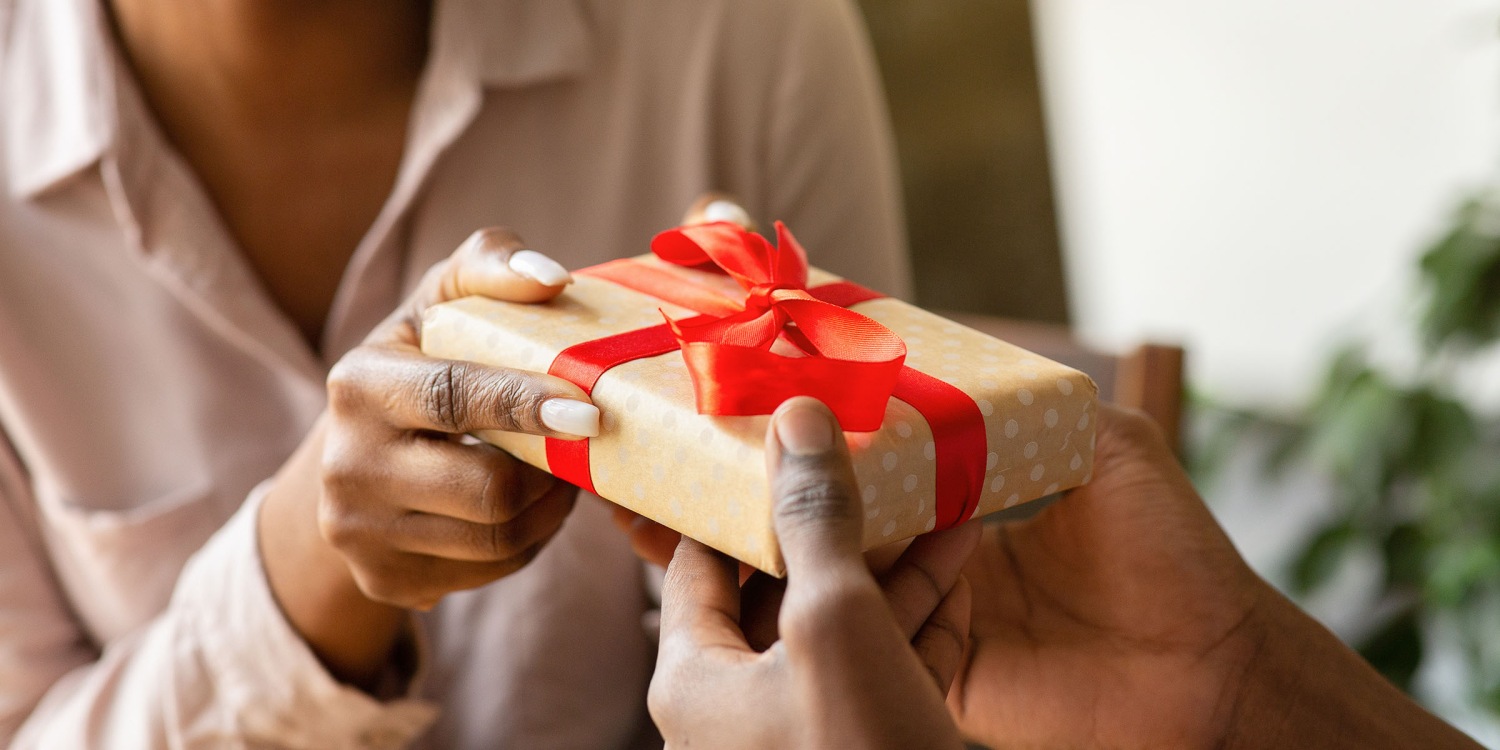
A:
[1290, 521, 1359, 594]
[1357, 608, 1425, 692]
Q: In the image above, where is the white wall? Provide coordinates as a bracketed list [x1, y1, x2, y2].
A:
[1031, 5, 1500, 740]
[1031, 0, 1500, 410]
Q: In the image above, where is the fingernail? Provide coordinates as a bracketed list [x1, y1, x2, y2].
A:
[775, 400, 835, 456]
[703, 200, 752, 228]
[508, 249, 573, 287]
[541, 399, 600, 438]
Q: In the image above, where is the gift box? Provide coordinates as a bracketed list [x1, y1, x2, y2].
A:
[421, 222, 1098, 575]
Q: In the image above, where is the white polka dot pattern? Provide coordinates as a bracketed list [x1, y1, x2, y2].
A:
[421, 256, 1098, 576]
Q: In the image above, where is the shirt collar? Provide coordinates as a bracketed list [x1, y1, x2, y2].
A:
[2, 0, 595, 201]
[443, 0, 594, 88]
[2, 0, 116, 199]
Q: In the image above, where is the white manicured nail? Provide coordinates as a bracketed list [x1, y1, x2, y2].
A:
[541, 399, 600, 438]
[508, 249, 572, 287]
[703, 200, 752, 228]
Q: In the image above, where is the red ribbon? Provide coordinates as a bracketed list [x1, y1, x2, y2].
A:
[544, 222, 986, 530]
[648, 222, 907, 432]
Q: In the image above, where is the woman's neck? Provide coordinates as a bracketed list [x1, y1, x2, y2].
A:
[102, 0, 434, 348]
[106, 0, 431, 128]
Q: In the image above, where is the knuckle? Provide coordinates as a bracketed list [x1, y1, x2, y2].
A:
[421, 364, 550, 435]
[645, 675, 681, 728]
[473, 469, 508, 523]
[318, 454, 355, 490]
[772, 469, 858, 530]
[316, 495, 362, 551]
[485, 375, 548, 433]
[418, 258, 451, 290]
[318, 437, 370, 490]
[1112, 404, 1155, 434]
[920, 608, 969, 654]
[482, 520, 523, 558]
[475, 459, 529, 523]
[419, 360, 469, 432]
[1102, 404, 1167, 451]
[902, 560, 948, 607]
[459, 226, 523, 259]
[325, 355, 373, 415]
[645, 642, 701, 730]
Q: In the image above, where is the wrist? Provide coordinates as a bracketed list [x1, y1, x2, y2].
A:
[1220, 588, 1481, 750]
[258, 419, 407, 691]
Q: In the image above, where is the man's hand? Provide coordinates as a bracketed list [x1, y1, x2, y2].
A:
[948, 404, 1263, 747]
[649, 397, 978, 750]
[951, 404, 1483, 750]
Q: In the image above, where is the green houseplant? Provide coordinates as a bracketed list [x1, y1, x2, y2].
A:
[1198, 188, 1500, 716]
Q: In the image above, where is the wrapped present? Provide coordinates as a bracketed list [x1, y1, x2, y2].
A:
[421, 222, 1098, 575]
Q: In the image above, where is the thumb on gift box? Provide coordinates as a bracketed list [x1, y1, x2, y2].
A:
[768, 397, 868, 584]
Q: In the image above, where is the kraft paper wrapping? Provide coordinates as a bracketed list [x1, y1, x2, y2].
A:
[420, 256, 1098, 575]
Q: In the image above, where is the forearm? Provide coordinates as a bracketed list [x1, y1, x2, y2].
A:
[258, 416, 407, 691]
[1224, 591, 1482, 750]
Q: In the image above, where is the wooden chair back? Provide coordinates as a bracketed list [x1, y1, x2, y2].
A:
[944, 313, 1186, 457]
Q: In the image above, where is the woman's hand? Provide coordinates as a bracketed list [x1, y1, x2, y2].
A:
[649, 397, 978, 750]
[259, 228, 596, 687]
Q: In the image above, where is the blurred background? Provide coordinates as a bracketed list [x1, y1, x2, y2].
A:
[857, 0, 1500, 743]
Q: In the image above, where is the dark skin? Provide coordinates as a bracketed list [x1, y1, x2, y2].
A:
[108, 0, 430, 347]
[107, 0, 598, 691]
[641, 405, 1486, 749]
[99, 5, 1484, 745]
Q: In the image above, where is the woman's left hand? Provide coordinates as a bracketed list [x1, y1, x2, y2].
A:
[648, 397, 978, 750]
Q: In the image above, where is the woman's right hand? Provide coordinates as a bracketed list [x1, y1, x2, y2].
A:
[258, 228, 597, 687]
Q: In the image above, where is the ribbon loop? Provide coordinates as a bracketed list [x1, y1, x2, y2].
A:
[649, 221, 906, 431]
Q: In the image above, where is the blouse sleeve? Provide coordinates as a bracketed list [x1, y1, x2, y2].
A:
[0, 431, 437, 750]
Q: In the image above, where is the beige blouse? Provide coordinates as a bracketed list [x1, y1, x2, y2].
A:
[0, 0, 907, 747]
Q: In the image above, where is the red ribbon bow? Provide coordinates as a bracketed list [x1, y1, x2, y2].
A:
[650, 222, 907, 431]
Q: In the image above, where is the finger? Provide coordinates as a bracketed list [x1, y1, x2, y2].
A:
[387, 439, 558, 524]
[326, 345, 599, 439]
[1092, 401, 1176, 471]
[659, 537, 750, 653]
[437, 226, 573, 301]
[880, 520, 982, 639]
[386, 480, 577, 562]
[611, 505, 640, 533]
[682, 193, 756, 230]
[379, 227, 572, 346]
[767, 397, 866, 581]
[607, 506, 681, 568]
[449, 226, 572, 296]
[626, 515, 682, 569]
[863, 539, 912, 578]
[911, 575, 972, 693]
[352, 543, 554, 611]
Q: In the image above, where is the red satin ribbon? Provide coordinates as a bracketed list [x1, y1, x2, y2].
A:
[544, 321, 687, 495]
[544, 222, 988, 530]
[648, 222, 907, 432]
